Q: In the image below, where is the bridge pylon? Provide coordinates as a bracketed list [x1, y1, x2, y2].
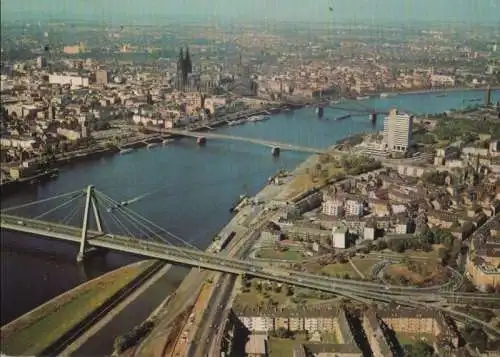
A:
[77, 185, 103, 263]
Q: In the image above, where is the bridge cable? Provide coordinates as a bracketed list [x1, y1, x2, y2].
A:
[95, 191, 182, 246]
[33, 192, 86, 220]
[92, 193, 157, 242]
[1, 189, 85, 213]
[92, 192, 164, 241]
[94, 191, 188, 248]
[61, 200, 83, 225]
[93, 192, 208, 262]
[94, 191, 220, 261]
[110, 207, 158, 242]
[98, 206, 114, 236]
[94, 190, 203, 252]
[108, 210, 136, 238]
[95, 191, 282, 269]
[93, 196, 137, 238]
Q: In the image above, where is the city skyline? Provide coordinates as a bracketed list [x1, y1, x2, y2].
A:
[2, 0, 499, 24]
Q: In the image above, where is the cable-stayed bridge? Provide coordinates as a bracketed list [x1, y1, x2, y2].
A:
[1, 186, 499, 318]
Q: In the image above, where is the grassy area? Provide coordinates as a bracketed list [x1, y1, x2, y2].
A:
[234, 285, 290, 309]
[400, 245, 442, 259]
[350, 257, 381, 278]
[285, 166, 345, 199]
[321, 331, 338, 343]
[269, 337, 306, 357]
[321, 263, 357, 278]
[283, 173, 320, 201]
[256, 248, 303, 261]
[280, 154, 346, 201]
[302, 257, 381, 280]
[234, 290, 263, 307]
[396, 332, 436, 346]
[303, 261, 357, 278]
[0, 260, 155, 356]
[385, 260, 448, 286]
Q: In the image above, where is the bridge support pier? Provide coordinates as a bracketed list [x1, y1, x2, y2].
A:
[77, 185, 103, 263]
[271, 147, 280, 157]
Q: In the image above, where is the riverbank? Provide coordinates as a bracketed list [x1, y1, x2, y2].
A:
[2, 85, 495, 200]
[0, 259, 157, 356]
[59, 264, 174, 357]
[134, 135, 333, 354]
[0, 147, 118, 198]
[385, 85, 500, 97]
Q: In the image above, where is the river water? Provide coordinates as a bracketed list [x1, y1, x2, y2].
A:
[1, 89, 498, 329]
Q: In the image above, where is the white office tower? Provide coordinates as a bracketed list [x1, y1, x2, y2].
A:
[36, 56, 47, 69]
[383, 109, 413, 152]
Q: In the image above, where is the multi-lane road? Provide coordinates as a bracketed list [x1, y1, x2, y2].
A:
[187, 275, 236, 356]
[186, 213, 270, 357]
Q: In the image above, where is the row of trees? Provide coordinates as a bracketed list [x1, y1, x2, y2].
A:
[241, 275, 295, 297]
[113, 321, 155, 354]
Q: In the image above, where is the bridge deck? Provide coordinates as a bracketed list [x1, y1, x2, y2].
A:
[147, 127, 328, 154]
[1, 214, 490, 298]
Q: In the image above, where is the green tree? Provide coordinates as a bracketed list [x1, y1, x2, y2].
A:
[438, 247, 450, 263]
[404, 341, 434, 357]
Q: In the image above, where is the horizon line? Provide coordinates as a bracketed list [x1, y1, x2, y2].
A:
[2, 16, 499, 28]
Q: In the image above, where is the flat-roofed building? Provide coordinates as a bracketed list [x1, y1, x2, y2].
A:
[333, 225, 348, 249]
[49, 74, 89, 88]
[383, 109, 413, 153]
[245, 334, 267, 357]
[95, 69, 110, 85]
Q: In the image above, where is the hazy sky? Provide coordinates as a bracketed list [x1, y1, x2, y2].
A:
[1, 0, 498, 24]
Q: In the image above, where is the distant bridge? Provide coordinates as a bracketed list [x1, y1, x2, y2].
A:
[146, 127, 328, 155]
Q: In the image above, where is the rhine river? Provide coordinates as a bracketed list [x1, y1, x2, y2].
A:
[1, 89, 499, 330]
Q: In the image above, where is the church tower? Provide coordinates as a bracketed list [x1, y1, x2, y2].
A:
[184, 47, 192, 76]
[177, 48, 185, 90]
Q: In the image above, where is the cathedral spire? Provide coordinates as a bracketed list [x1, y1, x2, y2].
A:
[177, 48, 184, 74]
[184, 47, 192, 75]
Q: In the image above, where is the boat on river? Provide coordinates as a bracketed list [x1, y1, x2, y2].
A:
[247, 115, 269, 122]
[119, 148, 134, 155]
[335, 114, 351, 121]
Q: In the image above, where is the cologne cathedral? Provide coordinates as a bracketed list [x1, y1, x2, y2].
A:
[176, 47, 192, 90]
